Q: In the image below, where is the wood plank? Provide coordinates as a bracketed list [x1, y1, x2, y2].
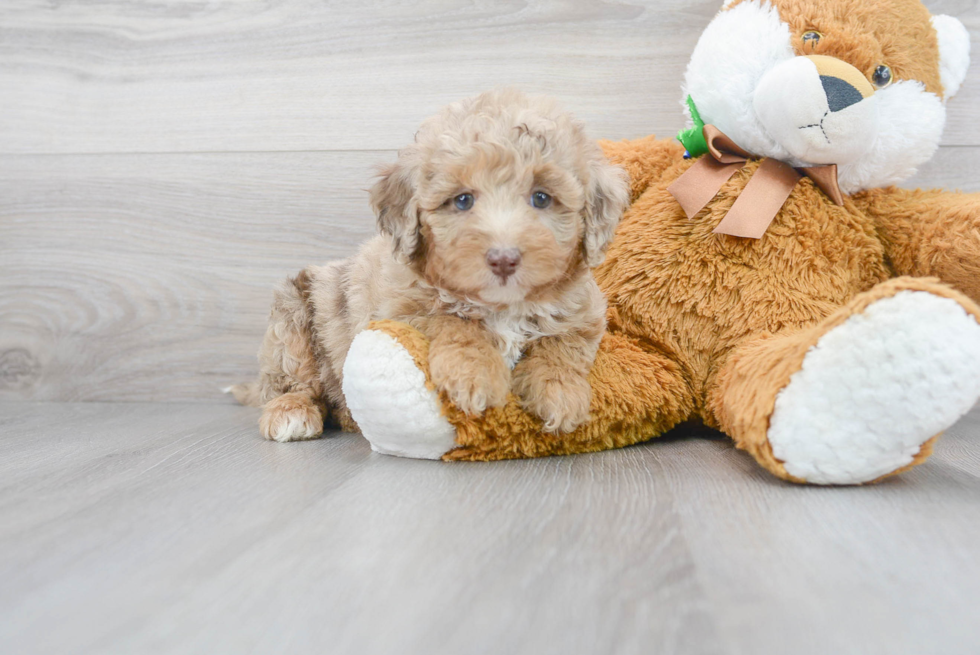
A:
[0, 401, 720, 655]
[0, 151, 386, 402]
[941, 401, 980, 477]
[656, 421, 980, 655]
[2, 144, 979, 404]
[905, 144, 980, 192]
[1, 401, 978, 654]
[2, 0, 977, 154]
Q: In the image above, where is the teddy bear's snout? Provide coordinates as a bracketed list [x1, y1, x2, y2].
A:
[752, 54, 878, 166]
[810, 54, 876, 111]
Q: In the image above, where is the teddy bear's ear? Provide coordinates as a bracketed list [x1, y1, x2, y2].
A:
[932, 15, 971, 100]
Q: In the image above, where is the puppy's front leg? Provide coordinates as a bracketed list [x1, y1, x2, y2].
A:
[423, 316, 510, 416]
[512, 332, 597, 434]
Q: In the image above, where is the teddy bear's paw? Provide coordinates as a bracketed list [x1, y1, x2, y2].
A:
[259, 393, 325, 443]
[767, 291, 980, 484]
[342, 329, 457, 459]
[514, 372, 591, 434]
[428, 344, 510, 416]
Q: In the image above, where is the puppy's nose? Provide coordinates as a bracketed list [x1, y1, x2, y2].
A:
[485, 247, 522, 280]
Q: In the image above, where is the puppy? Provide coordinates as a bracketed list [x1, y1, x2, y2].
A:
[230, 88, 630, 442]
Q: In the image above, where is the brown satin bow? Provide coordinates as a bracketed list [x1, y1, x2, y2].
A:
[667, 125, 844, 239]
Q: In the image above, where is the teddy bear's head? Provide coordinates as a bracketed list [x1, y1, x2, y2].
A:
[682, 0, 970, 193]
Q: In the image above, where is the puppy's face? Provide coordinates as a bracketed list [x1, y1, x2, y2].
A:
[371, 89, 629, 306]
[417, 135, 590, 305]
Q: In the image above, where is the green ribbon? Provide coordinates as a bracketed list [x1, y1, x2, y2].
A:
[677, 95, 709, 158]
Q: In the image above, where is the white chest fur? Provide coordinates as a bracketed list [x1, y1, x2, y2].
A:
[482, 305, 552, 369]
[439, 292, 565, 369]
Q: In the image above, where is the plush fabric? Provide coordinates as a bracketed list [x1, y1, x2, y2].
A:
[342, 0, 980, 484]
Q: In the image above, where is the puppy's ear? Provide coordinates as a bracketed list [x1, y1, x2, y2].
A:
[583, 157, 630, 267]
[370, 153, 422, 264]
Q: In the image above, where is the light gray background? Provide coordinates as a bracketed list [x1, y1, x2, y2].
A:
[2, 0, 978, 402]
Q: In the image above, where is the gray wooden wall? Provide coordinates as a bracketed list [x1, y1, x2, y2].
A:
[2, 0, 979, 403]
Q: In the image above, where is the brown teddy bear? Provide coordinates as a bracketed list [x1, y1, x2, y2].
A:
[340, 0, 980, 485]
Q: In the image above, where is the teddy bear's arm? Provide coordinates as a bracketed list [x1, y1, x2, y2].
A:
[445, 329, 694, 460]
[599, 136, 685, 202]
[342, 321, 695, 461]
[851, 187, 980, 303]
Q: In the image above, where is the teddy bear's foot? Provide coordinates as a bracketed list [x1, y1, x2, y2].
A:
[769, 290, 980, 482]
[713, 279, 980, 484]
[342, 326, 457, 459]
[767, 289, 980, 483]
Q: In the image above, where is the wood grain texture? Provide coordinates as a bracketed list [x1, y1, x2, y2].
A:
[0, 151, 384, 401]
[1, 401, 978, 655]
[657, 422, 980, 655]
[2, 0, 980, 403]
[905, 145, 980, 192]
[3, 145, 980, 403]
[1, 0, 978, 154]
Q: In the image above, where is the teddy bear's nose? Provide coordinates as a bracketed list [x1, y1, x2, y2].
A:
[821, 76, 864, 112]
[805, 55, 875, 113]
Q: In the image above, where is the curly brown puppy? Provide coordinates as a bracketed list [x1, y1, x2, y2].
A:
[230, 88, 630, 442]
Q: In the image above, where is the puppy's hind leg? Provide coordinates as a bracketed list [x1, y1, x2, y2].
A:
[247, 269, 329, 442]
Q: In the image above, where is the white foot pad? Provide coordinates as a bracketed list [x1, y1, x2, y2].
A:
[342, 330, 458, 460]
[768, 291, 980, 484]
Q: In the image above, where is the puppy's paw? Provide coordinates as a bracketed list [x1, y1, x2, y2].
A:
[259, 393, 325, 442]
[514, 371, 591, 434]
[429, 345, 510, 416]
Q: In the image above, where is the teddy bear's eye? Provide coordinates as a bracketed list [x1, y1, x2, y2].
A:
[872, 65, 893, 89]
[802, 31, 822, 47]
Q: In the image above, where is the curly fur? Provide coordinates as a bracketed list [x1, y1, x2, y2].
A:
[231, 89, 629, 441]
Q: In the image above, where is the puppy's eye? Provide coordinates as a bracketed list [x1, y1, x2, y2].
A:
[872, 65, 893, 89]
[531, 191, 552, 209]
[802, 31, 822, 48]
[453, 193, 474, 211]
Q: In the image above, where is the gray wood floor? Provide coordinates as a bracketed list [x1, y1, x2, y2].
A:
[2, 401, 979, 655]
